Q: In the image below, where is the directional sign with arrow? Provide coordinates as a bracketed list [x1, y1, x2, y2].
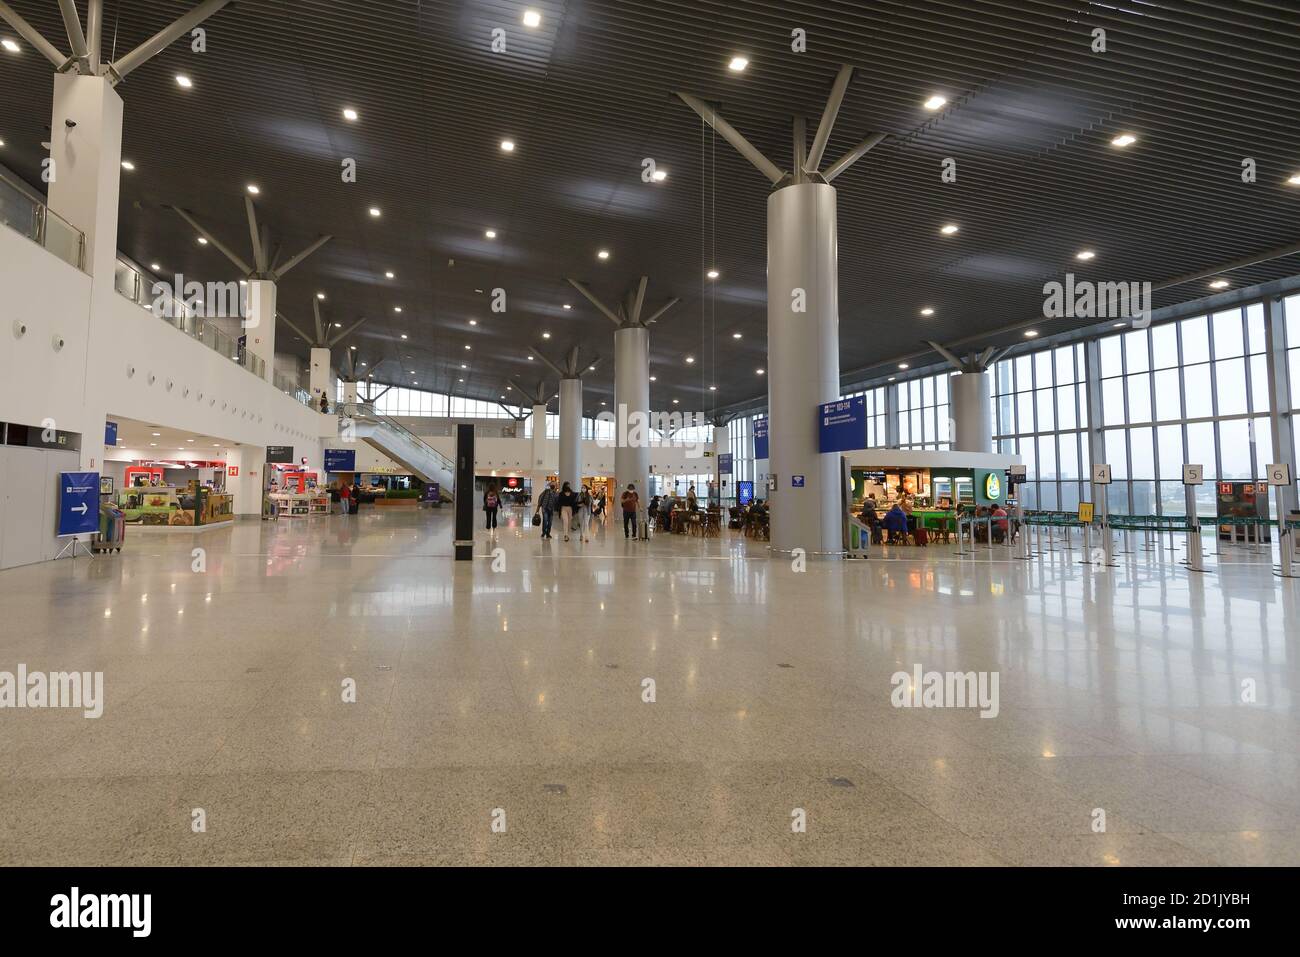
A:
[58, 472, 100, 537]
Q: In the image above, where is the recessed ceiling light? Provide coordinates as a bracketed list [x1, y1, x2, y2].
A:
[562, 303, 571, 310]
[588, 365, 595, 371]
[464, 344, 472, 350]
[460, 364, 467, 369]
[1210, 279, 1230, 289]
[732, 332, 742, 339]
[333, 322, 341, 328]
[1288, 174, 1300, 186]
[197, 236, 208, 245]
[1113, 322, 1126, 328]
[542, 331, 551, 339]
[385, 270, 394, 278]
[0, 137, 5, 147]
[506, 385, 512, 390]
[121, 160, 135, 171]
[522, 9, 541, 28]
[649, 375, 657, 381]
[500, 139, 515, 152]
[597, 249, 610, 260]
[652, 169, 667, 182]
[458, 378, 464, 382]
[394, 306, 402, 313]
[707, 269, 720, 279]
[152, 432, 161, 436]
[187, 438, 195, 443]
[728, 56, 749, 72]
[672, 398, 680, 404]
[369, 207, 381, 217]
[485, 229, 497, 239]
[400, 333, 408, 339]
[756, 368, 765, 375]
[685, 356, 695, 364]
[709, 385, 717, 391]
[1111, 133, 1137, 148]
[888, 376, 896, 382]
[2, 38, 20, 54]
[150, 442, 157, 447]
[468, 319, 477, 326]
[920, 307, 934, 316]
[527, 355, 534, 360]
[150, 262, 161, 271]
[898, 363, 910, 370]
[1076, 249, 1096, 261]
[923, 94, 947, 110]
[316, 292, 325, 300]
[175, 74, 192, 88]
[350, 345, 357, 350]
[342, 107, 358, 121]
[1024, 330, 1039, 338]
[247, 184, 259, 195]
[940, 224, 959, 235]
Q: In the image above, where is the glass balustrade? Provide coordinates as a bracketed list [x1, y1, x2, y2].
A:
[0, 169, 85, 270]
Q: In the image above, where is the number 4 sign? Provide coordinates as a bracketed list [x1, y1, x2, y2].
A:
[1092, 464, 1112, 485]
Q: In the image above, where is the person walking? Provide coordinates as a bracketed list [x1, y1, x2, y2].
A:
[534, 481, 557, 539]
[620, 483, 640, 539]
[576, 484, 594, 543]
[686, 483, 698, 512]
[483, 482, 501, 532]
[338, 479, 351, 516]
[556, 482, 578, 542]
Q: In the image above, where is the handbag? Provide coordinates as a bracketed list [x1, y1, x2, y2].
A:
[531, 513, 541, 527]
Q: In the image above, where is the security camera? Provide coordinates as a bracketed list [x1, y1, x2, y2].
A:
[11, 319, 27, 338]
[64, 119, 76, 129]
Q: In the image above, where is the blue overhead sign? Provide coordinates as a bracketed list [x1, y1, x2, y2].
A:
[818, 395, 867, 453]
[753, 417, 769, 459]
[58, 472, 100, 537]
[104, 420, 118, 446]
[718, 453, 733, 475]
[324, 448, 356, 472]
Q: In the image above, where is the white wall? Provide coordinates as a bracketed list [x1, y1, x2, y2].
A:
[328, 429, 717, 479]
[0, 445, 82, 569]
[1, 224, 338, 560]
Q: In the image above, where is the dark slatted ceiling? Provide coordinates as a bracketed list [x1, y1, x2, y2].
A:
[1, 0, 1298, 417]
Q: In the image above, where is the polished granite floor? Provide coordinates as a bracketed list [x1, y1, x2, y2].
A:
[1, 506, 1297, 866]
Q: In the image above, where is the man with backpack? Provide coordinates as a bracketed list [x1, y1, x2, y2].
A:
[620, 483, 640, 539]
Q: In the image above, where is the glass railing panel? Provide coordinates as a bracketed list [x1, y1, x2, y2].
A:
[0, 175, 39, 241]
[0, 171, 85, 270]
[38, 206, 84, 270]
[114, 261, 139, 300]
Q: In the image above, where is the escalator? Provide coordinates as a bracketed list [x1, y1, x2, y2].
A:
[341, 404, 456, 494]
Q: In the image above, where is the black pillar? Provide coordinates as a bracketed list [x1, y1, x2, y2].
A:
[454, 423, 475, 561]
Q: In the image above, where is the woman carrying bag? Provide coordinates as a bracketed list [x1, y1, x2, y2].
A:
[483, 482, 501, 531]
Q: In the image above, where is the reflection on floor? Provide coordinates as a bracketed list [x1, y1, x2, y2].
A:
[0, 506, 1296, 865]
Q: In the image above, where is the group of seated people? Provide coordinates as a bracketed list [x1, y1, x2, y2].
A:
[857, 496, 1012, 546]
[728, 500, 770, 538]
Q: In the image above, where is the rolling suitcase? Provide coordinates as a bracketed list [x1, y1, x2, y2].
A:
[912, 526, 929, 547]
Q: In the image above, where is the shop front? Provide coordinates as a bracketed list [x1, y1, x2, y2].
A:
[115, 460, 233, 528]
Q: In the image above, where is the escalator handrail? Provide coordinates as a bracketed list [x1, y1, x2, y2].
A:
[340, 403, 455, 472]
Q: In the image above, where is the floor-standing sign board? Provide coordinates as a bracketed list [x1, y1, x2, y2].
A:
[454, 424, 474, 561]
[1267, 464, 1294, 578]
[59, 472, 100, 536]
[1183, 464, 1205, 572]
[753, 418, 769, 460]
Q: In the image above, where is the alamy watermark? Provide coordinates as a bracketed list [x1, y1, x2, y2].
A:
[0, 665, 103, 718]
[890, 664, 999, 718]
[150, 274, 247, 322]
[593, 406, 710, 456]
[1043, 272, 1152, 329]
